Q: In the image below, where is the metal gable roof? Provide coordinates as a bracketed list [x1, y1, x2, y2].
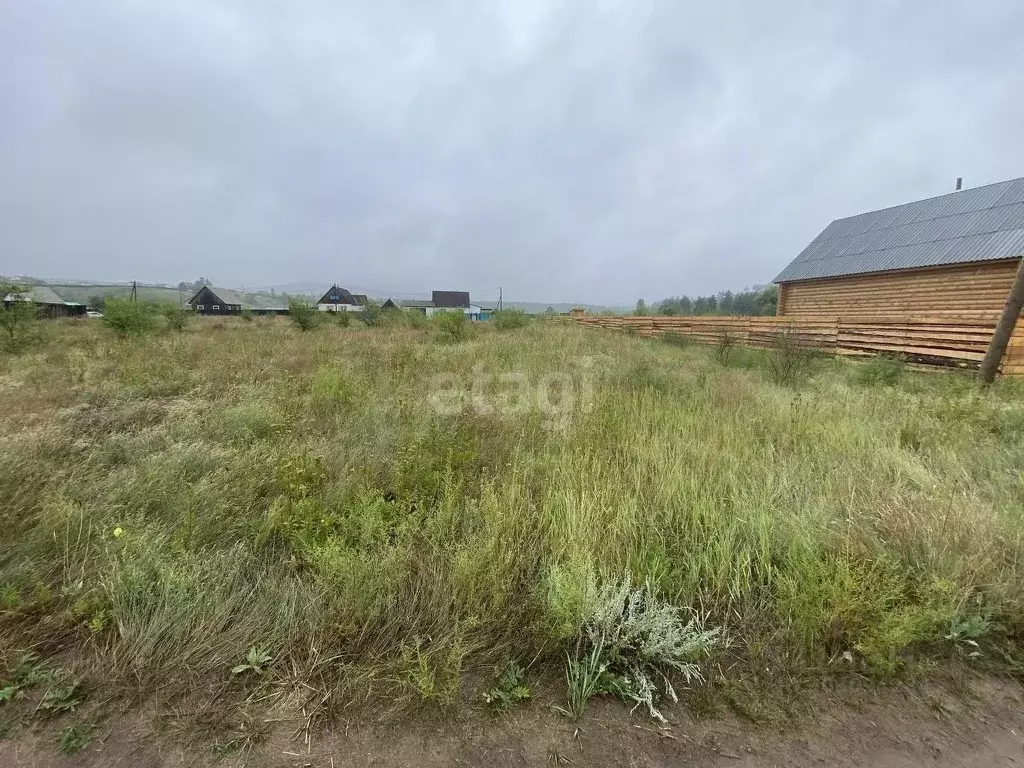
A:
[775, 177, 1024, 283]
[206, 287, 246, 306]
[2, 286, 72, 305]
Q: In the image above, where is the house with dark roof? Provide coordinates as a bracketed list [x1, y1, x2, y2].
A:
[316, 284, 363, 312]
[428, 290, 481, 319]
[774, 177, 1024, 318]
[2, 286, 86, 317]
[185, 286, 286, 315]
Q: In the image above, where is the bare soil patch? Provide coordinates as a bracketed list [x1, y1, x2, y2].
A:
[1, 675, 1020, 767]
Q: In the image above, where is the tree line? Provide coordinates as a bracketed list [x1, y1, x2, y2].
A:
[636, 284, 778, 317]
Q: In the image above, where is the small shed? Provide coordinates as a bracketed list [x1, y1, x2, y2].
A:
[775, 177, 1024, 318]
[569, 307, 586, 318]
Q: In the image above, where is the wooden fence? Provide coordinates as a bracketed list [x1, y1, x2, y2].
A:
[568, 313, 1024, 376]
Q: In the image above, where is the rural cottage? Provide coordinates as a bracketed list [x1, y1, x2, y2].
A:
[316, 285, 367, 312]
[385, 291, 483, 319]
[2, 286, 86, 317]
[775, 176, 1024, 318]
[185, 286, 286, 315]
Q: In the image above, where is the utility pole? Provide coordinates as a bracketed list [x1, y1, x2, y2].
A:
[130, 281, 137, 303]
[980, 257, 1024, 385]
[498, 286, 502, 312]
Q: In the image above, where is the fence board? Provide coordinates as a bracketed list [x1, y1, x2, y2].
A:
[565, 314, 1023, 376]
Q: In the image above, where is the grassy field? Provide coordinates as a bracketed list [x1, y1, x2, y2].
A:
[1, 313, 1023, 736]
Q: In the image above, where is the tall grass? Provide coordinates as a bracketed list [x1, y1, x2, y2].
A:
[0, 317, 1022, 719]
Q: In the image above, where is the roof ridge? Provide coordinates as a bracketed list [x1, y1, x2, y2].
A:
[814, 199, 1024, 245]
[808, 228, 1024, 265]
[829, 175, 1024, 225]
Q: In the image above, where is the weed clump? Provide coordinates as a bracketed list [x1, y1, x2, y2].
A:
[715, 329, 736, 364]
[162, 304, 189, 332]
[434, 311, 471, 342]
[0, 284, 42, 352]
[483, 661, 531, 711]
[492, 308, 529, 330]
[563, 576, 721, 721]
[102, 299, 157, 336]
[287, 298, 321, 331]
[857, 354, 906, 386]
[766, 329, 815, 386]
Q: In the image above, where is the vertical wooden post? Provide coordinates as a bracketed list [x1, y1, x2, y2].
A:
[979, 258, 1024, 384]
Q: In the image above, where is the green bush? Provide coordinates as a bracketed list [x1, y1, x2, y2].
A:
[400, 309, 429, 329]
[102, 299, 157, 336]
[765, 330, 815, 386]
[359, 302, 385, 327]
[329, 310, 351, 327]
[239, 308, 255, 323]
[287, 298, 321, 331]
[492, 308, 529, 330]
[161, 304, 189, 332]
[0, 285, 41, 352]
[434, 311, 471, 342]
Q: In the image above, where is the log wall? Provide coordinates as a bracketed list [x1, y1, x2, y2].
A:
[777, 259, 1021, 318]
[568, 314, 1024, 376]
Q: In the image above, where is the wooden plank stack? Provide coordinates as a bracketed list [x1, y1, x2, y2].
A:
[568, 313, 1024, 376]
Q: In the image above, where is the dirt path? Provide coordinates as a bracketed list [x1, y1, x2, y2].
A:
[2, 676, 1021, 767]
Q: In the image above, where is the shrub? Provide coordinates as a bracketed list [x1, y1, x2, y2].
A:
[565, 576, 721, 722]
[492, 308, 529, 331]
[766, 329, 814, 386]
[714, 329, 736, 364]
[359, 302, 385, 327]
[434, 311, 471, 343]
[102, 299, 157, 336]
[330, 310, 351, 327]
[239, 308, 255, 323]
[0, 284, 41, 352]
[400, 309, 429, 329]
[161, 304, 189, 332]
[287, 298, 320, 331]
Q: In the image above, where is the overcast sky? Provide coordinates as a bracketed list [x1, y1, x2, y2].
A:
[2, 1, 1022, 304]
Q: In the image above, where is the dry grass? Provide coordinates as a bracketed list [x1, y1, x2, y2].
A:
[0, 314, 1022, 727]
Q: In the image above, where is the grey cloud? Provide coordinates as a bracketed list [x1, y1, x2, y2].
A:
[1, 0, 1022, 304]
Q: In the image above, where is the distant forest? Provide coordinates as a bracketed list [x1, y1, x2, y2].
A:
[640, 284, 778, 317]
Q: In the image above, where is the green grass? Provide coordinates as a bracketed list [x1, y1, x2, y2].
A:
[0, 316, 1022, 723]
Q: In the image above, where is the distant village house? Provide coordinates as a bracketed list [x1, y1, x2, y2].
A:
[317, 285, 368, 312]
[2, 286, 86, 318]
[185, 286, 286, 315]
[385, 290, 482, 320]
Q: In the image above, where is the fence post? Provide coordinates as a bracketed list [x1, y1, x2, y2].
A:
[980, 258, 1024, 384]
